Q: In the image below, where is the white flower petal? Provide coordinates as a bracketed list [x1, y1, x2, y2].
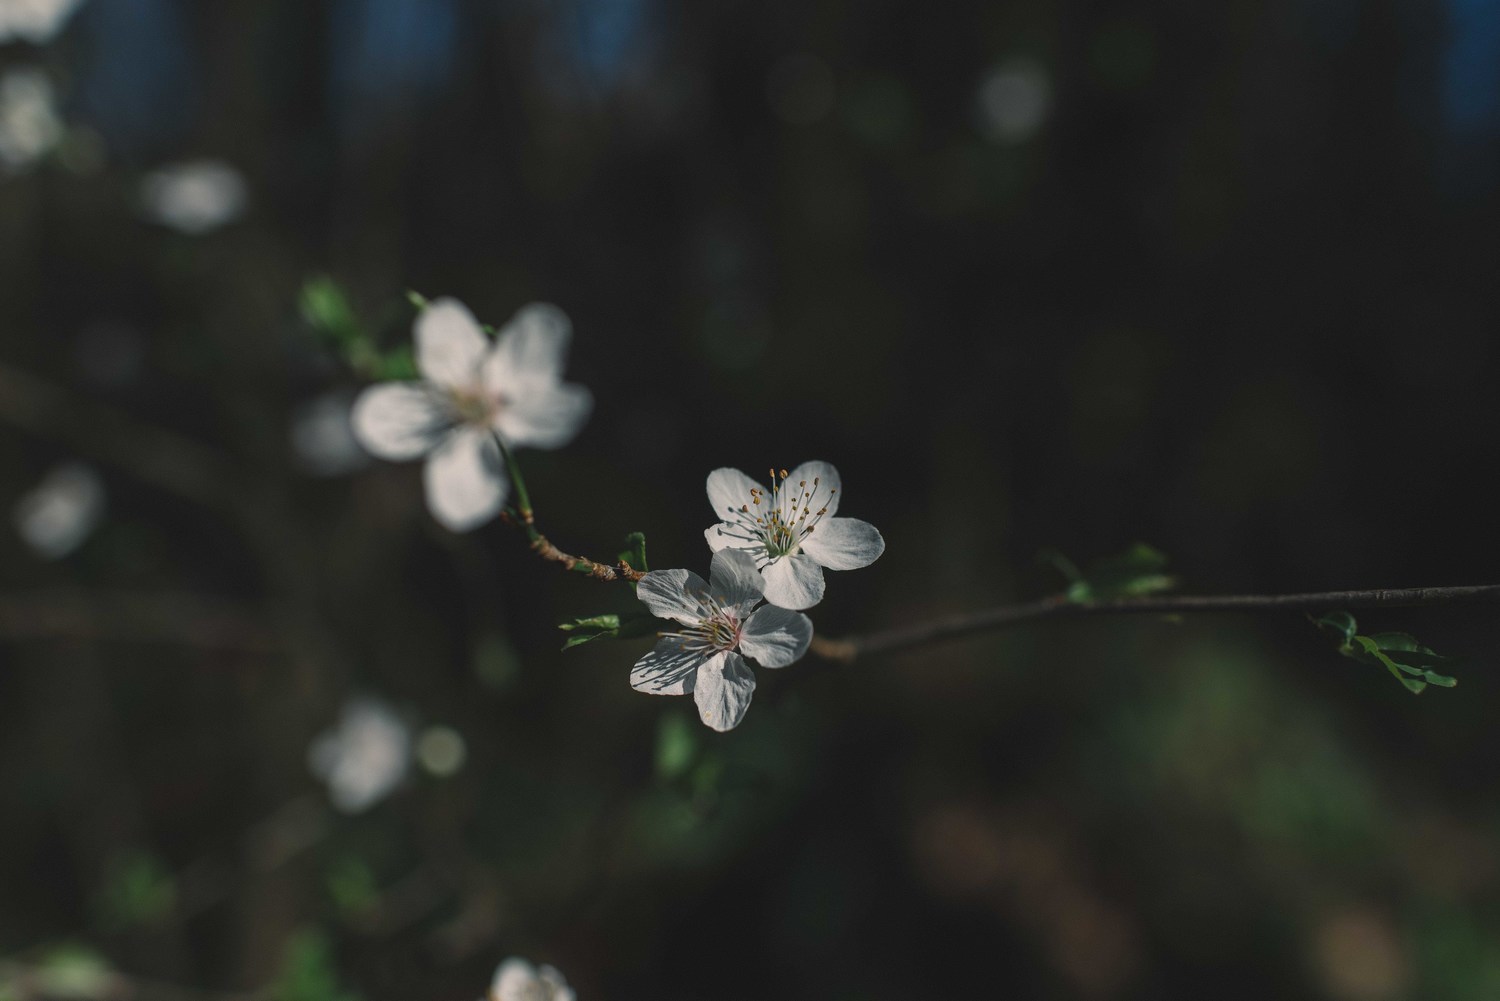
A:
[536, 966, 575, 1001]
[139, 160, 247, 234]
[693, 652, 755, 731]
[760, 554, 826, 610]
[490, 958, 572, 1001]
[630, 637, 704, 695]
[13, 462, 105, 560]
[307, 697, 410, 814]
[422, 428, 506, 531]
[786, 460, 841, 518]
[350, 382, 446, 460]
[484, 302, 572, 396]
[493, 381, 592, 449]
[416, 298, 489, 389]
[636, 568, 711, 623]
[709, 549, 763, 611]
[738, 605, 812, 668]
[705, 522, 761, 555]
[799, 516, 885, 570]
[705, 467, 764, 522]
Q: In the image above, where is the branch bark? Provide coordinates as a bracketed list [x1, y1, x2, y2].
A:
[807, 584, 1500, 663]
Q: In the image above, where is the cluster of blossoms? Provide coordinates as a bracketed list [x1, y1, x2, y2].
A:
[632, 462, 884, 730]
[353, 298, 883, 732]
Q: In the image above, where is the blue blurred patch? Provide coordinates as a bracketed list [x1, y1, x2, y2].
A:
[328, 0, 460, 132]
[73, 0, 196, 155]
[1441, 0, 1500, 134]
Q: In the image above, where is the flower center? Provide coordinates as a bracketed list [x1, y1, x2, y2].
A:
[448, 385, 502, 426]
[663, 590, 743, 654]
[722, 467, 835, 561]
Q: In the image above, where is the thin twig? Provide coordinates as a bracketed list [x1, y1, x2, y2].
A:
[498, 509, 645, 583]
[808, 584, 1500, 663]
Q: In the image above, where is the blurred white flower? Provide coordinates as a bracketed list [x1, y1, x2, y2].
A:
[704, 462, 884, 610]
[0, 68, 63, 174]
[351, 298, 592, 532]
[308, 697, 411, 813]
[13, 462, 105, 559]
[291, 390, 370, 477]
[632, 549, 812, 732]
[140, 159, 247, 234]
[488, 957, 575, 1001]
[976, 57, 1051, 144]
[0, 0, 83, 45]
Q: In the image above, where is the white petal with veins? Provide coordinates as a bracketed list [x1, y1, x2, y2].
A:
[693, 652, 756, 732]
[799, 516, 885, 570]
[739, 605, 813, 668]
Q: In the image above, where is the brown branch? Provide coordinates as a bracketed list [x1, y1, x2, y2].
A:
[499, 509, 645, 583]
[810, 584, 1500, 663]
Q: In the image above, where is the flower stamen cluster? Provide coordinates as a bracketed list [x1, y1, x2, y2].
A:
[718, 467, 837, 561]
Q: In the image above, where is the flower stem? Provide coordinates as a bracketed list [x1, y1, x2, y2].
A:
[495, 434, 534, 525]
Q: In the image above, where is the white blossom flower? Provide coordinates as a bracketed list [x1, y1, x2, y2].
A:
[350, 298, 592, 532]
[704, 462, 884, 610]
[0, 68, 63, 174]
[139, 159, 247, 234]
[307, 697, 411, 813]
[0, 0, 83, 45]
[487, 958, 574, 1001]
[631, 549, 813, 732]
[13, 461, 104, 559]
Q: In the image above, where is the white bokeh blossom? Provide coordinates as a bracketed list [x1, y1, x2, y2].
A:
[487, 958, 575, 1001]
[0, 68, 63, 174]
[350, 297, 592, 532]
[631, 549, 813, 732]
[307, 697, 411, 813]
[704, 461, 884, 610]
[0, 0, 83, 45]
[13, 461, 105, 559]
[139, 159, 248, 234]
[291, 390, 370, 477]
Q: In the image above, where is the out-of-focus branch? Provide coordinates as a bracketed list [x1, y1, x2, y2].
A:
[0, 590, 279, 652]
[0, 362, 243, 507]
[808, 584, 1500, 663]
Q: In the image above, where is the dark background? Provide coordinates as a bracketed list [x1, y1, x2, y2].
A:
[4, 0, 1500, 997]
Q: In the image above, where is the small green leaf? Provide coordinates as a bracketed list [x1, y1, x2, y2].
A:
[326, 857, 379, 918]
[405, 289, 430, 311]
[1061, 543, 1177, 602]
[1313, 610, 1358, 642]
[300, 277, 364, 348]
[96, 852, 175, 930]
[559, 613, 621, 650]
[619, 531, 649, 573]
[1367, 631, 1419, 652]
[271, 928, 361, 1001]
[373, 344, 417, 380]
[1038, 548, 1083, 584]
